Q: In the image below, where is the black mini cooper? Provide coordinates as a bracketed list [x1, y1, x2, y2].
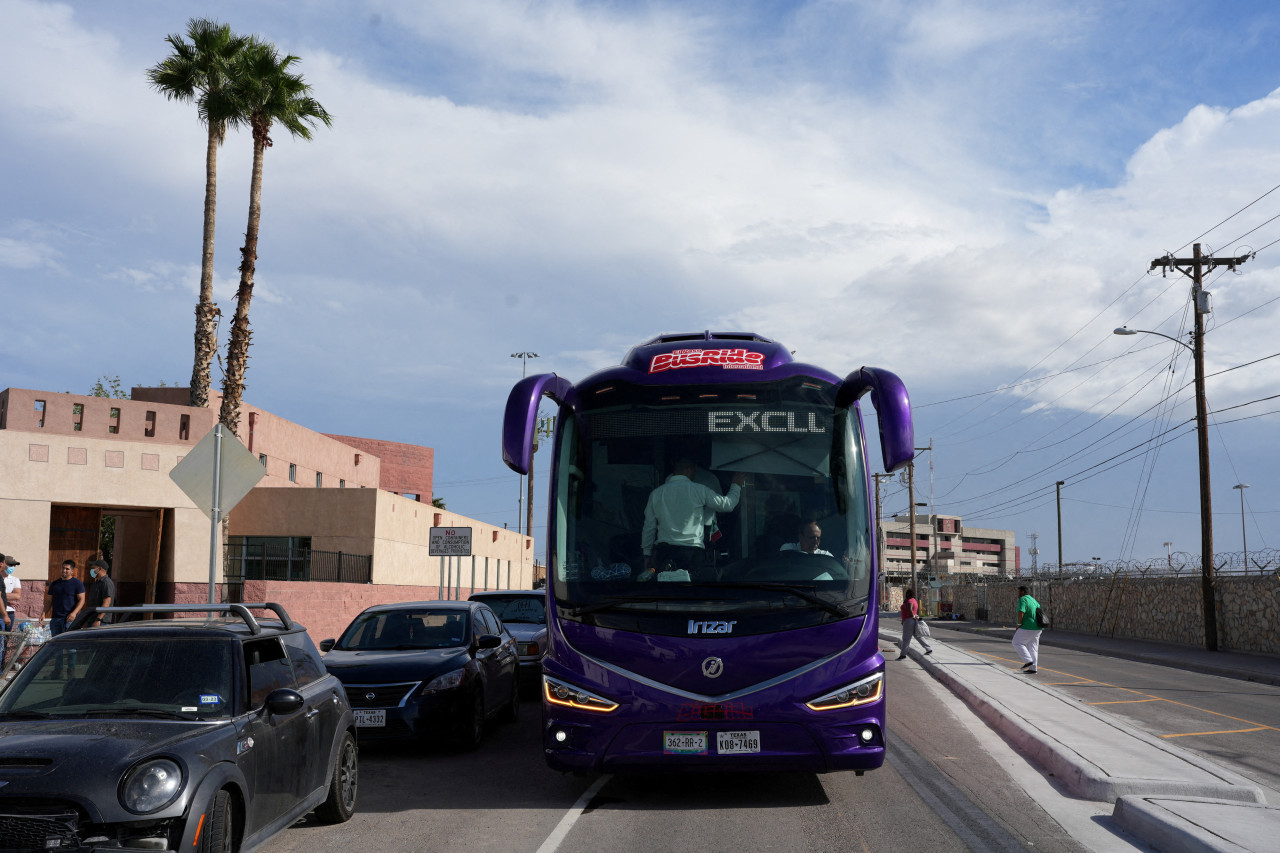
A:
[0, 603, 358, 852]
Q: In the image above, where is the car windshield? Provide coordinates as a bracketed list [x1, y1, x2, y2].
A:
[476, 596, 546, 624]
[336, 610, 469, 651]
[0, 637, 235, 721]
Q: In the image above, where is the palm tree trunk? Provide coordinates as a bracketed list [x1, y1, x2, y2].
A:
[219, 126, 267, 437]
[189, 124, 223, 408]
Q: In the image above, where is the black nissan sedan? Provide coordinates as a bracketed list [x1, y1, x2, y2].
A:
[0, 603, 357, 853]
[320, 600, 520, 748]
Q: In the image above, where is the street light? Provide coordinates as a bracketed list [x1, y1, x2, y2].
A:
[1233, 484, 1250, 571]
[1055, 481, 1065, 576]
[510, 353, 540, 535]
[1114, 320, 1217, 650]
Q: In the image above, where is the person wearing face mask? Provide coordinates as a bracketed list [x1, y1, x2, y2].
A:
[76, 560, 115, 629]
[0, 554, 22, 660]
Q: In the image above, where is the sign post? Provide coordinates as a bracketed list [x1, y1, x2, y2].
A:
[430, 527, 472, 599]
[170, 425, 267, 602]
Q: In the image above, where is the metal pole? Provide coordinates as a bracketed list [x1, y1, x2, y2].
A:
[1055, 481, 1064, 577]
[908, 461, 917, 598]
[1191, 244, 1218, 651]
[1234, 484, 1250, 571]
[208, 423, 224, 603]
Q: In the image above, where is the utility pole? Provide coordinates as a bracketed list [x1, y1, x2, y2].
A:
[1149, 243, 1251, 652]
[907, 461, 917, 598]
[1028, 532, 1039, 572]
[873, 472, 890, 607]
[1055, 481, 1064, 576]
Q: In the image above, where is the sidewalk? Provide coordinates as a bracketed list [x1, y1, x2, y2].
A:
[879, 617, 1280, 853]
[934, 617, 1280, 687]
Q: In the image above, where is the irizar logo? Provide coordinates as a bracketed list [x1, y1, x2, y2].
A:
[688, 620, 737, 635]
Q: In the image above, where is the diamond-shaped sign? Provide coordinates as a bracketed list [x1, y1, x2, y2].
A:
[170, 425, 266, 519]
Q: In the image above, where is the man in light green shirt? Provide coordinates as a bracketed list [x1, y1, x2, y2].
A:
[1013, 585, 1042, 674]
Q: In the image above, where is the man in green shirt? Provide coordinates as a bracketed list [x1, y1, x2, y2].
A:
[1013, 585, 1042, 674]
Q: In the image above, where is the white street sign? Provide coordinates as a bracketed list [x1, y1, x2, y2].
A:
[430, 527, 473, 557]
[170, 426, 266, 519]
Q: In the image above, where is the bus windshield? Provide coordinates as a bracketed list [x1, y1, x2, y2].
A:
[551, 376, 872, 632]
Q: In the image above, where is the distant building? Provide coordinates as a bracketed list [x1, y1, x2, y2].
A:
[879, 512, 1019, 584]
[0, 386, 534, 637]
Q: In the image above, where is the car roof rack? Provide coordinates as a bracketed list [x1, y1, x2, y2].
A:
[95, 603, 295, 635]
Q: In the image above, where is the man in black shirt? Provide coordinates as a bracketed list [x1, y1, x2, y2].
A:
[78, 560, 116, 629]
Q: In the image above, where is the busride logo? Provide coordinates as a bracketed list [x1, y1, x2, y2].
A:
[649, 348, 765, 373]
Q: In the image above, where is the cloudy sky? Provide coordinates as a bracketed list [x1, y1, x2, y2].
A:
[4, 0, 1280, 567]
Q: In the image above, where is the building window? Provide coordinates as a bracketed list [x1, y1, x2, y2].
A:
[339, 479, 345, 488]
[144, 410, 156, 437]
[288, 463, 297, 483]
[316, 472, 323, 487]
[108, 408, 120, 434]
[72, 403, 83, 431]
[179, 414, 190, 440]
[35, 400, 45, 428]
[259, 454, 267, 467]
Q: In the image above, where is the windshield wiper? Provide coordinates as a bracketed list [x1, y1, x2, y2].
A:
[698, 582, 848, 617]
[0, 710, 53, 719]
[77, 707, 195, 720]
[567, 594, 712, 617]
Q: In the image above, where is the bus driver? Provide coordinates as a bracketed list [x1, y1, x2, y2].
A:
[640, 458, 746, 581]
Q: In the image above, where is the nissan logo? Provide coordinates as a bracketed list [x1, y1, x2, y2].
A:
[701, 657, 724, 678]
[365, 692, 376, 701]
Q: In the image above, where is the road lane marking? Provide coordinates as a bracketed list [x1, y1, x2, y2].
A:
[534, 773, 613, 853]
[1160, 727, 1269, 739]
[1087, 698, 1162, 705]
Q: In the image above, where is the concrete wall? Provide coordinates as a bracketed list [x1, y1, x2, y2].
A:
[323, 434, 433, 500]
[939, 573, 1280, 657]
[226, 488, 536, 590]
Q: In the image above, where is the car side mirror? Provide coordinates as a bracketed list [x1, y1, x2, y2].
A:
[476, 634, 501, 650]
[265, 688, 305, 715]
[319, 639, 335, 652]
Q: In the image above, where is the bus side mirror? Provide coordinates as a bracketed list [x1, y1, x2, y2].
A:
[502, 373, 574, 474]
[836, 367, 914, 472]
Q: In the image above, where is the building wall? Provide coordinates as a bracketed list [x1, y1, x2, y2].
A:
[323, 434, 434, 500]
[226, 487, 535, 590]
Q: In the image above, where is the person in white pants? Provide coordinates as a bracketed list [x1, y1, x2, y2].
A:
[1012, 585, 1043, 674]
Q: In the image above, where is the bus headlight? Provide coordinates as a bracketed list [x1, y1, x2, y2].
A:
[805, 672, 883, 711]
[543, 676, 619, 713]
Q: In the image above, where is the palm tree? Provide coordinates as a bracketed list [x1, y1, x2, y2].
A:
[219, 40, 333, 436]
[146, 19, 250, 409]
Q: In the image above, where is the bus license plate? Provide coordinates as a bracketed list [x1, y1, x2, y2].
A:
[354, 710, 385, 727]
[717, 731, 761, 754]
[664, 731, 708, 754]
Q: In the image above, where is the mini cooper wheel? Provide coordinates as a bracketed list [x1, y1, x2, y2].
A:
[316, 731, 358, 823]
[196, 789, 233, 853]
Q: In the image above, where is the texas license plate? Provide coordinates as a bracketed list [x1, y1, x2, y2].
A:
[663, 731, 708, 754]
[354, 709, 385, 727]
[717, 731, 761, 754]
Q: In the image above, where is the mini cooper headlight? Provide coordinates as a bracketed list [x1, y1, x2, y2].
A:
[121, 758, 183, 813]
[421, 668, 467, 694]
[805, 672, 883, 711]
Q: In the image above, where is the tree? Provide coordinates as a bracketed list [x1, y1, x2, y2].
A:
[146, 19, 251, 410]
[90, 376, 128, 398]
[218, 40, 332, 436]
[431, 497, 447, 509]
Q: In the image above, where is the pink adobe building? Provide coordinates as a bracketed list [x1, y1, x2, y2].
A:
[0, 386, 533, 641]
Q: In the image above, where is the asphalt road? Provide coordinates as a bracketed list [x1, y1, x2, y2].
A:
[929, 624, 1280, 801]
[259, 645, 1142, 853]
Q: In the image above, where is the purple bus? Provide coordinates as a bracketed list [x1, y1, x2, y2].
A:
[502, 332, 913, 774]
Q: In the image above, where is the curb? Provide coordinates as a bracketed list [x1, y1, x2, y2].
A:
[1113, 795, 1277, 853]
